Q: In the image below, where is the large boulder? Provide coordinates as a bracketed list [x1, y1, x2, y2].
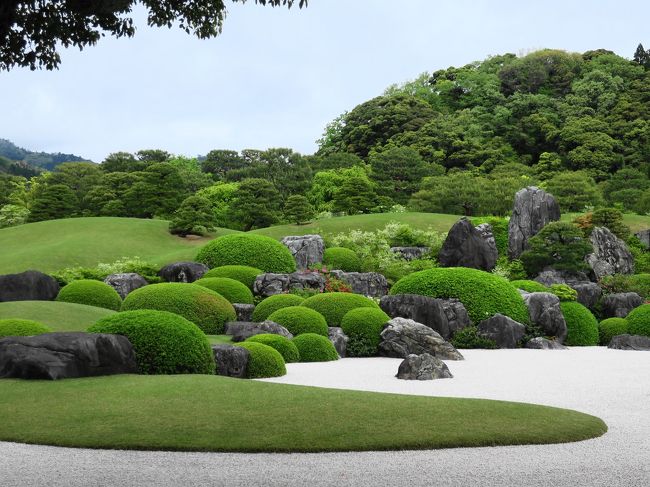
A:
[523, 292, 567, 342]
[608, 334, 650, 351]
[477, 314, 526, 349]
[0, 270, 59, 302]
[158, 262, 209, 283]
[378, 318, 464, 361]
[636, 229, 650, 249]
[253, 272, 326, 297]
[328, 327, 349, 358]
[533, 269, 601, 309]
[525, 337, 568, 350]
[0, 332, 137, 380]
[211, 344, 250, 378]
[396, 353, 453, 380]
[379, 294, 469, 340]
[438, 218, 498, 271]
[601, 292, 644, 319]
[224, 320, 293, 342]
[328, 271, 389, 298]
[571, 282, 602, 309]
[281, 235, 324, 270]
[390, 247, 431, 261]
[508, 186, 561, 259]
[104, 273, 148, 299]
[586, 227, 634, 279]
[233, 303, 255, 322]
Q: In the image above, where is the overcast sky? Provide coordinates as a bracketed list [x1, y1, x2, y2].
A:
[1, 0, 649, 162]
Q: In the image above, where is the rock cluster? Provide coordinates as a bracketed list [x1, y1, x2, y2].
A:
[158, 262, 209, 283]
[0, 270, 59, 302]
[586, 227, 634, 279]
[438, 218, 498, 271]
[281, 235, 324, 270]
[525, 337, 568, 350]
[396, 353, 453, 380]
[508, 186, 561, 259]
[378, 318, 464, 360]
[534, 269, 601, 309]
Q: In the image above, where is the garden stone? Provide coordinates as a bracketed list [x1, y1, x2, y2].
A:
[586, 227, 634, 279]
[253, 272, 326, 297]
[525, 337, 568, 350]
[378, 317, 464, 361]
[636, 229, 650, 249]
[0, 332, 137, 380]
[438, 218, 497, 271]
[328, 271, 389, 298]
[534, 269, 590, 286]
[601, 293, 643, 319]
[328, 327, 349, 357]
[0, 270, 59, 302]
[508, 186, 561, 259]
[390, 247, 431, 261]
[280, 235, 324, 270]
[158, 261, 209, 283]
[233, 303, 255, 322]
[211, 344, 250, 378]
[396, 353, 453, 380]
[608, 334, 650, 351]
[475, 223, 499, 259]
[477, 314, 526, 349]
[523, 292, 567, 342]
[225, 320, 293, 342]
[571, 282, 602, 309]
[104, 273, 148, 299]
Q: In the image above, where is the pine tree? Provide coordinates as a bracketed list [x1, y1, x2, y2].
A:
[633, 43, 650, 69]
[28, 184, 78, 222]
[227, 178, 281, 231]
[169, 196, 215, 236]
[284, 195, 315, 224]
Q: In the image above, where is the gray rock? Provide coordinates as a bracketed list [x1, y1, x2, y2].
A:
[396, 353, 453, 380]
[602, 293, 643, 319]
[475, 223, 499, 258]
[636, 229, 650, 249]
[390, 247, 431, 261]
[438, 218, 498, 271]
[233, 303, 255, 322]
[328, 327, 349, 358]
[0, 332, 137, 380]
[534, 269, 590, 286]
[608, 334, 650, 351]
[586, 227, 634, 279]
[523, 292, 567, 342]
[378, 318, 464, 360]
[104, 273, 148, 299]
[253, 272, 326, 297]
[572, 282, 602, 309]
[477, 314, 526, 349]
[525, 337, 568, 350]
[225, 320, 293, 342]
[508, 186, 561, 259]
[281, 235, 324, 270]
[158, 262, 209, 283]
[379, 294, 469, 340]
[211, 344, 250, 378]
[0, 270, 59, 302]
[328, 271, 389, 298]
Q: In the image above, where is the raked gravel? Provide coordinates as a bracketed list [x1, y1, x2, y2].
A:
[1, 347, 649, 487]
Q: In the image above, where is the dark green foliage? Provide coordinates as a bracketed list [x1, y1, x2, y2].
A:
[88, 310, 215, 375]
[332, 173, 377, 214]
[450, 326, 497, 349]
[56, 279, 122, 311]
[544, 172, 603, 212]
[323, 247, 362, 272]
[549, 284, 578, 302]
[472, 217, 509, 256]
[301, 292, 380, 327]
[340, 308, 390, 357]
[590, 208, 630, 240]
[510, 280, 548, 293]
[600, 274, 650, 300]
[560, 302, 599, 346]
[226, 178, 281, 231]
[251, 294, 305, 321]
[291, 333, 339, 362]
[245, 333, 300, 363]
[283, 195, 315, 225]
[633, 43, 650, 69]
[235, 342, 287, 378]
[267, 306, 328, 336]
[28, 184, 78, 222]
[121, 283, 236, 334]
[202, 265, 262, 290]
[626, 304, 650, 337]
[598, 318, 628, 345]
[194, 277, 254, 304]
[127, 163, 185, 219]
[368, 145, 429, 204]
[0, 319, 51, 337]
[169, 195, 215, 236]
[390, 267, 529, 324]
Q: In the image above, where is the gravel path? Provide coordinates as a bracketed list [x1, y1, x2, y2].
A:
[1, 347, 649, 486]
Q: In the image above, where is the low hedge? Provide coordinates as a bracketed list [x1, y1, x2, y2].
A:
[323, 247, 362, 272]
[56, 279, 122, 311]
[202, 265, 262, 290]
[301, 292, 380, 327]
[251, 294, 305, 322]
[626, 304, 650, 337]
[88, 310, 215, 375]
[598, 318, 628, 346]
[450, 326, 498, 349]
[235, 341, 287, 378]
[560, 302, 599, 346]
[267, 306, 328, 336]
[0, 319, 52, 338]
[245, 334, 300, 363]
[291, 333, 339, 362]
[194, 277, 254, 304]
[340, 308, 390, 357]
[510, 280, 548, 293]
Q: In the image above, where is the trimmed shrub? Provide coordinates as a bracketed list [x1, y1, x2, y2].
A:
[196, 234, 296, 273]
[56, 279, 122, 311]
[235, 341, 286, 378]
[549, 284, 578, 302]
[451, 326, 498, 349]
[510, 280, 548, 293]
[390, 267, 529, 324]
[121, 283, 236, 334]
[251, 294, 304, 322]
[0, 319, 51, 338]
[246, 334, 300, 363]
[202, 265, 262, 290]
[560, 302, 599, 346]
[301, 292, 380, 327]
[292, 333, 339, 362]
[194, 277, 254, 304]
[88, 310, 215, 375]
[598, 318, 628, 345]
[267, 306, 328, 336]
[341, 307, 390, 357]
[627, 304, 650, 337]
[323, 247, 362, 272]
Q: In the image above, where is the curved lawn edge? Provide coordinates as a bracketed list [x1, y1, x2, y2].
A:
[0, 300, 115, 332]
[0, 375, 606, 453]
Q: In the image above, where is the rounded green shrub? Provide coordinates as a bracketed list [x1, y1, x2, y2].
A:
[235, 341, 286, 378]
[549, 284, 578, 302]
[510, 280, 548, 293]
[121, 283, 236, 334]
[390, 267, 529, 324]
[251, 294, 304, 322]
[301, 292, 380, 327]
[627, 304, 650, 337]
[245, 334, 300, 363]
[341, 308, 390, 357]
[598, 317, 628, 345]
[88, 310, 215, 375]
[291, 333, 339, 362]
[202, 265, 262, 290]
[56, 279, 122, 311]
[0, 319, 52, 338]
[194, 277, 254, 304]
[560, 302, 599, 346]
[196, 234, 296, 273]
[323, 247, 362, 272]
[267, 306, 328, 336]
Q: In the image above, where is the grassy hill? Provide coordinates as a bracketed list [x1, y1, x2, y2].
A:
[0, 301, 115, 331]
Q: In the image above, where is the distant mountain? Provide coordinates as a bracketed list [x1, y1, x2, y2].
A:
[0, 138, 90, 171]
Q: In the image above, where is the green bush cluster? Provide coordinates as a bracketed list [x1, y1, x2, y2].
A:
[267, 306, 328, 336]
[235, 341, 287, 378]
[549, 284, 578, 302]
[560, 302, 599, 346]
[194, 277, 254, 304]
[520, 222, 592, 276]
[301, 292, 380, 327]
[600, 273, 650, 300]
[202, 265, 262, 290]
[598, 318, 628, 345]
[450, 326, 498, 349]
[627, 304, 650, 337]
[88, 310, 215, 375]
[323, 247, 362, 272]
[245, 334, 300, 363]
[340, 307, 390, 357]
[0, 319, 52, 338]
[56, 279, 122, 311]
[52, 257, 161, 286]
[252, 294, 305, 322]
[291, 333, 339, 362]
[510, 280, 548, 293]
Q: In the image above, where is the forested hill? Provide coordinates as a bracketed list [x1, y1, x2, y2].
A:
[0, 138, 89, 171]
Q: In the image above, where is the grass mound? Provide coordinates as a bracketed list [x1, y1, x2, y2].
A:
[598, 318, 628, 345]
[202, 265, 262, 290]
[341, 307, 390, 357]
[626, 304, 650, 337]
[56, 279, 122, 311]
[323, 247, 361, 272]
[245, 334, 300, 363]
[301, 292, 380, 327]
[194, 277, 254, 304]
[560, 302, 599, 346]
[251, 294, 304, 322]
[0, 301, 115, 332]
[0, 319, 51, 338]
[267, 306, 328, 336]
[292, 333, 339, 362]
[510, 280, 548, 293]
[235, 342, 287, 378]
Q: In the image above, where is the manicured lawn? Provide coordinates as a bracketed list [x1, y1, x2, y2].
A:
[0, 301, 115, 331]
[207, 334, 234, 345]
[0, 374, 606, 452]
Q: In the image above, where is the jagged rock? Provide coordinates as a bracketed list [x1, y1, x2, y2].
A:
[253, 272, 326, 297]
[608, 334, 650, 351]
[438, 218, 498, 271]
[328, 327, 349, 358]
[0, 332, 137, 380]
[508, 186, 561, 259]
[328, 271, 389, 298]
[533, 269, 601, 309]
[104, 273, 148, 299]
[390, 247, 431, 261]
[379, 294, 469, 340]
[571, 282, 602, 309]
[211, 344, 250, 378]
[601, 293, 644, 319]
[233, 303, 255, 322]
[523, 292, 567, 342]
[378, 318, 464, 360]
[477, 314, 526, 348]
[0, 270, 59, 302]
[158, 262, 209, 283]
[586, 227, 634, 279]
[475, 222, 499, 257]
[396, 353, 453, 380]
[525, 337, 568, 350]
[281, 235, 324, 270]
[225, 320, 293, 342]
[636, 229, 650, 249]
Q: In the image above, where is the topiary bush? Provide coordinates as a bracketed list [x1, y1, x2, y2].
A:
[291, 333, 339, 362]
[598, 317, 628, 345]
[450, 326, 498, 349]
[340, 307, 390, 357]
[121, 283, 236, 334]
[56, 279, 122, 311]
[194, 277, 254, 304]
[323, 247, 362, 272]
[301, 292, 381, 327]
[196, 234, 296, 273]
[560, 301, 599, 346]
[626, 304, 650, 337]
[245, 334, 300, 363]
[390, 267, 529, 324]
[600, 273, 650, 300]
[235, 341, 287, 378]
[267, 306, 328, 336]
[202, 265, 262, 290]
[88, 310, 215, 375]
[251, 294, 305, 322]
[510, 280, 548, 293]
[0, 319, 52, 338]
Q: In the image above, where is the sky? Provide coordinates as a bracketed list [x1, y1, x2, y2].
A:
[1, 0, 650, 162]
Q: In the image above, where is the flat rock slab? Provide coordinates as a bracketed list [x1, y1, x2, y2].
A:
[608, 334, 650, 351]
[379, 317, 464, 361]
[212, 344, 250, 378]
[396, 353, 453, 380]
[0, 270, 60, 302]
[225, 321, 293, 342]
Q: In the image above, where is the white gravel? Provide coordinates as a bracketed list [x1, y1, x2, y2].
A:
[1, 347, 650, 487]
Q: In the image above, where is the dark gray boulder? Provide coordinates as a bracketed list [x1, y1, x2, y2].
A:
[396, 353, 453, 380]
[608, 334, 650, 351]
[523, 292, 567, 342]
[390, 247, 431, 261]
[571, 282, 602, 309]
[281, 235, 324, 270]
[0, 270, 59, 302]
[525, 337, 568, 350]
[0, 332, 137, 380]
[379, 294, 469, 340]
[104, 273, 148, 299]
[586, 227, 634, 279]
[211, 344, 250, 378]
[534, 269, 590, 286]
[328, 327, 349, 358]
[508, 186, 561, 259]
[475, 223, 499, 259]
[225, 320, 293, 342]
[328, 271, 389, 298]
[477, 314, 526, 349]
[158, 262, 209, 283]
[253, 272, 326, 297]
[602, 292, 643, 319]
[233, 303, 255, 322]
[636, 229, 650, 249]
[378, 318, 464, 360]
[438, 218, 498, 271]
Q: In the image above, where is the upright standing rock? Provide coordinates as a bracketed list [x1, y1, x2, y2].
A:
[586, 227, 634, 279]
[522, 292, 567, 342]
[508, 186, 560, 259]
[281, 235, 324, 270]
[477, 314, 526, 348]
[438, 218, 498, 271]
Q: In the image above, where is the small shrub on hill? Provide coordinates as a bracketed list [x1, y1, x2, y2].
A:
[598, 318, 628, 345]
[245, 334, 300, 363]
[510, 280, 548, 293]
[626, 304, 650, 337]
[323, 247, 362, 272]
[549, 284, 578, 302]
[450, 326, 497, 349]
[56, 279, 122, 311]
[0, 319, 52, 338]
[291, 333, 339, 362]
[520, 222, 592, 276]
[235, 341, 287, 378]
[341, 307, 390, 357]
[600, 274, 650, 300]
[202, 265, 262, 290]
